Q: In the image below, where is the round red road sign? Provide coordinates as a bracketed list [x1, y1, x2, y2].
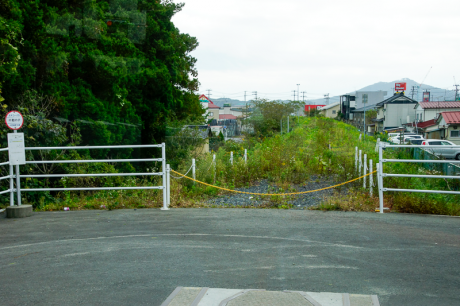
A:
[5, 110, 24, 130]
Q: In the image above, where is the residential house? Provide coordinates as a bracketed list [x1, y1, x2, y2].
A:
[414, 101, 460, 122]
[318, 102, 340, 118]
[424, 112, 460, 144]
[199, 94, 221, 120]
[373, 93, 418, 133]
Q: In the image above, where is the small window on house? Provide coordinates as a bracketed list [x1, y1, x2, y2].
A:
[451, 130, 459, 138]
[332, 110, 336, 114]
[208, 112, 213, 117]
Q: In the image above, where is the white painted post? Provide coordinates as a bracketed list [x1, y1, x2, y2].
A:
[244, 149, 247, 164]
[378, 142, 384, 214]
[287, 116, 290, 133]
[375, 138, 380, 152]
[192, 158, 196, 183]
[359, 134, 362, 141]
[230, 152, 233, 165]
[9, 164, 14, 206]
[369, 159, 373, 197]
[354, 147, 358, 172]
[166, 164, 171, 207]
[363, 154, 367, 188]
[16, 164, 21, 205]
[213, 154, 216, 183]
[359, 150, 362, 179]
[161, 143, 169, 210]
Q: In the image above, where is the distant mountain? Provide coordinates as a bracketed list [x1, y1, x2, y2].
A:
[205, 78, 457, 106]
[305, 78, 457, 105]
[209, 97, 248, 108]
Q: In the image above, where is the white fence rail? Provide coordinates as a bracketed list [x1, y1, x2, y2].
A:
[377, 142, 460, 213]
[1, 143, 170, 210]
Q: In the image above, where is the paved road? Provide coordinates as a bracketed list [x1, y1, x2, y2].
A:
[0, 209, 459, 306]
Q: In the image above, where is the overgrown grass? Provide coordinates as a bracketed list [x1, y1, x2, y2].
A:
[7, 117, 460, 215]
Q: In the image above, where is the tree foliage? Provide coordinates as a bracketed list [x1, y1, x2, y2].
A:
[248, 99, 304, 136]
[0, 0, 203, 151]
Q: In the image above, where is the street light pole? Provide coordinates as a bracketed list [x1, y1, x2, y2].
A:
[297, 84, 300, 101]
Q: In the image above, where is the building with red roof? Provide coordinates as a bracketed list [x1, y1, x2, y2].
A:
[424, 111, 460, 143]
[415, 101, 460, 122]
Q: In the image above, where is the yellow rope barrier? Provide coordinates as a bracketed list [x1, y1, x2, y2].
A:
[170, 169, 378, 196]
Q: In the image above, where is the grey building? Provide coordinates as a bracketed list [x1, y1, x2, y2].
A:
[373, 93, 418, 132]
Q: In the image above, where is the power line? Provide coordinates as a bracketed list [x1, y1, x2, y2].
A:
[252, 91, 257, 101]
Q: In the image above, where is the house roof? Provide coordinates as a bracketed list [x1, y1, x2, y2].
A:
[376, 93, 417, 107]
[416, 119, 437, 128]
[318, 102, 340, 111]
[208, 103, 221, 109]
[219, 114, 237, 120]
[417, 101, 460, 109]
[440, 111, 460, 124]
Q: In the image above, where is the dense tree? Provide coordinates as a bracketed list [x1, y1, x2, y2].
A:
[0, 0, 203, 152]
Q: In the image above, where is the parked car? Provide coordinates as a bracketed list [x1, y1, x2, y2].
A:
[408, 139, 424, 145]
[390, 135, 424, 144]
[421, 139, 460, 160]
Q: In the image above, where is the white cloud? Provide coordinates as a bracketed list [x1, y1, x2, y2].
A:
[173, 0, 460, 100]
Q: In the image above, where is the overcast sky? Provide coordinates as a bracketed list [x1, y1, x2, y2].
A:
[173, 0, 460, 101]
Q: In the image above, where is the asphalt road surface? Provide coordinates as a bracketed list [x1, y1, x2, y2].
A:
[0, 209, 459, 306]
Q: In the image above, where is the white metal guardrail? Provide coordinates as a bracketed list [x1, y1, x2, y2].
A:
[377, 142, 460, 213]
[1, 144, 171, 210]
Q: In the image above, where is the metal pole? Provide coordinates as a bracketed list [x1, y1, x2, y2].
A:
[359, 150, 362, 179]
[166, 164, 170, 207]
[213, 154, 216, 183]
[161, 143, 168, 210]
[192, 158, 196, 183]
[375, 138, 380, 152]
[244, 149, 247, 164]
[9, 164, 14, 206]
[363, 154, 367, 188]
[13, 130, 21, 205]
[230, 152, 233, 165]
[369, 159, 373, 197]
[378, 142, 384, 213]
[280, 118, 282, 135]
[287, 116, 290, 133]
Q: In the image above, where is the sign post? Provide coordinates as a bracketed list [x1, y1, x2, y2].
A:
[5, 110, 26, 210]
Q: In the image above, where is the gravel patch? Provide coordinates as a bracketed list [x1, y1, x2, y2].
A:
[206, 175, 349, 209]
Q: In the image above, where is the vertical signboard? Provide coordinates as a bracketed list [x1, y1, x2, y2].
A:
[8, 133, 26, 165]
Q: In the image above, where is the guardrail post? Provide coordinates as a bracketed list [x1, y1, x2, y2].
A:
[161, 143, 169, 210]
[166, 164, 171, 207]
[9, 164, 14, 206]
[244, 149, 247, 164]
[192, 158, 196, 184]
[369, 159, 373, 197]
[363, 154, 367, 188]
[359, 150, 362, 179]
[378, 142, 384, 213]
[230, 152, 233, 165]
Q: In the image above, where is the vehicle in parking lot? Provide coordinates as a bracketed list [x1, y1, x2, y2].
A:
[390, 135, 424, 144]
[421, 139, 460, 159]
[409, 139, 424, 145]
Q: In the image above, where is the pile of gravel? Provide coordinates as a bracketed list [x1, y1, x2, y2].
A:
[206, 175, 349, 209]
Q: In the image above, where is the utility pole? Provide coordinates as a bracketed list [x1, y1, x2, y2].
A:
[454, 84, 459, 101]
[252, 91, 257, 101]
[206, 89, 212, 99]
[297, 84, 300, 101]
[301, 91, 307, 102]
[410, 86, 416, 100]
[292, 90, 296, 101]
[324, 93, 330, 104]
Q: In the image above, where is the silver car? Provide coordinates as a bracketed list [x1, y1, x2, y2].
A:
[421, 139, 460, 160]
